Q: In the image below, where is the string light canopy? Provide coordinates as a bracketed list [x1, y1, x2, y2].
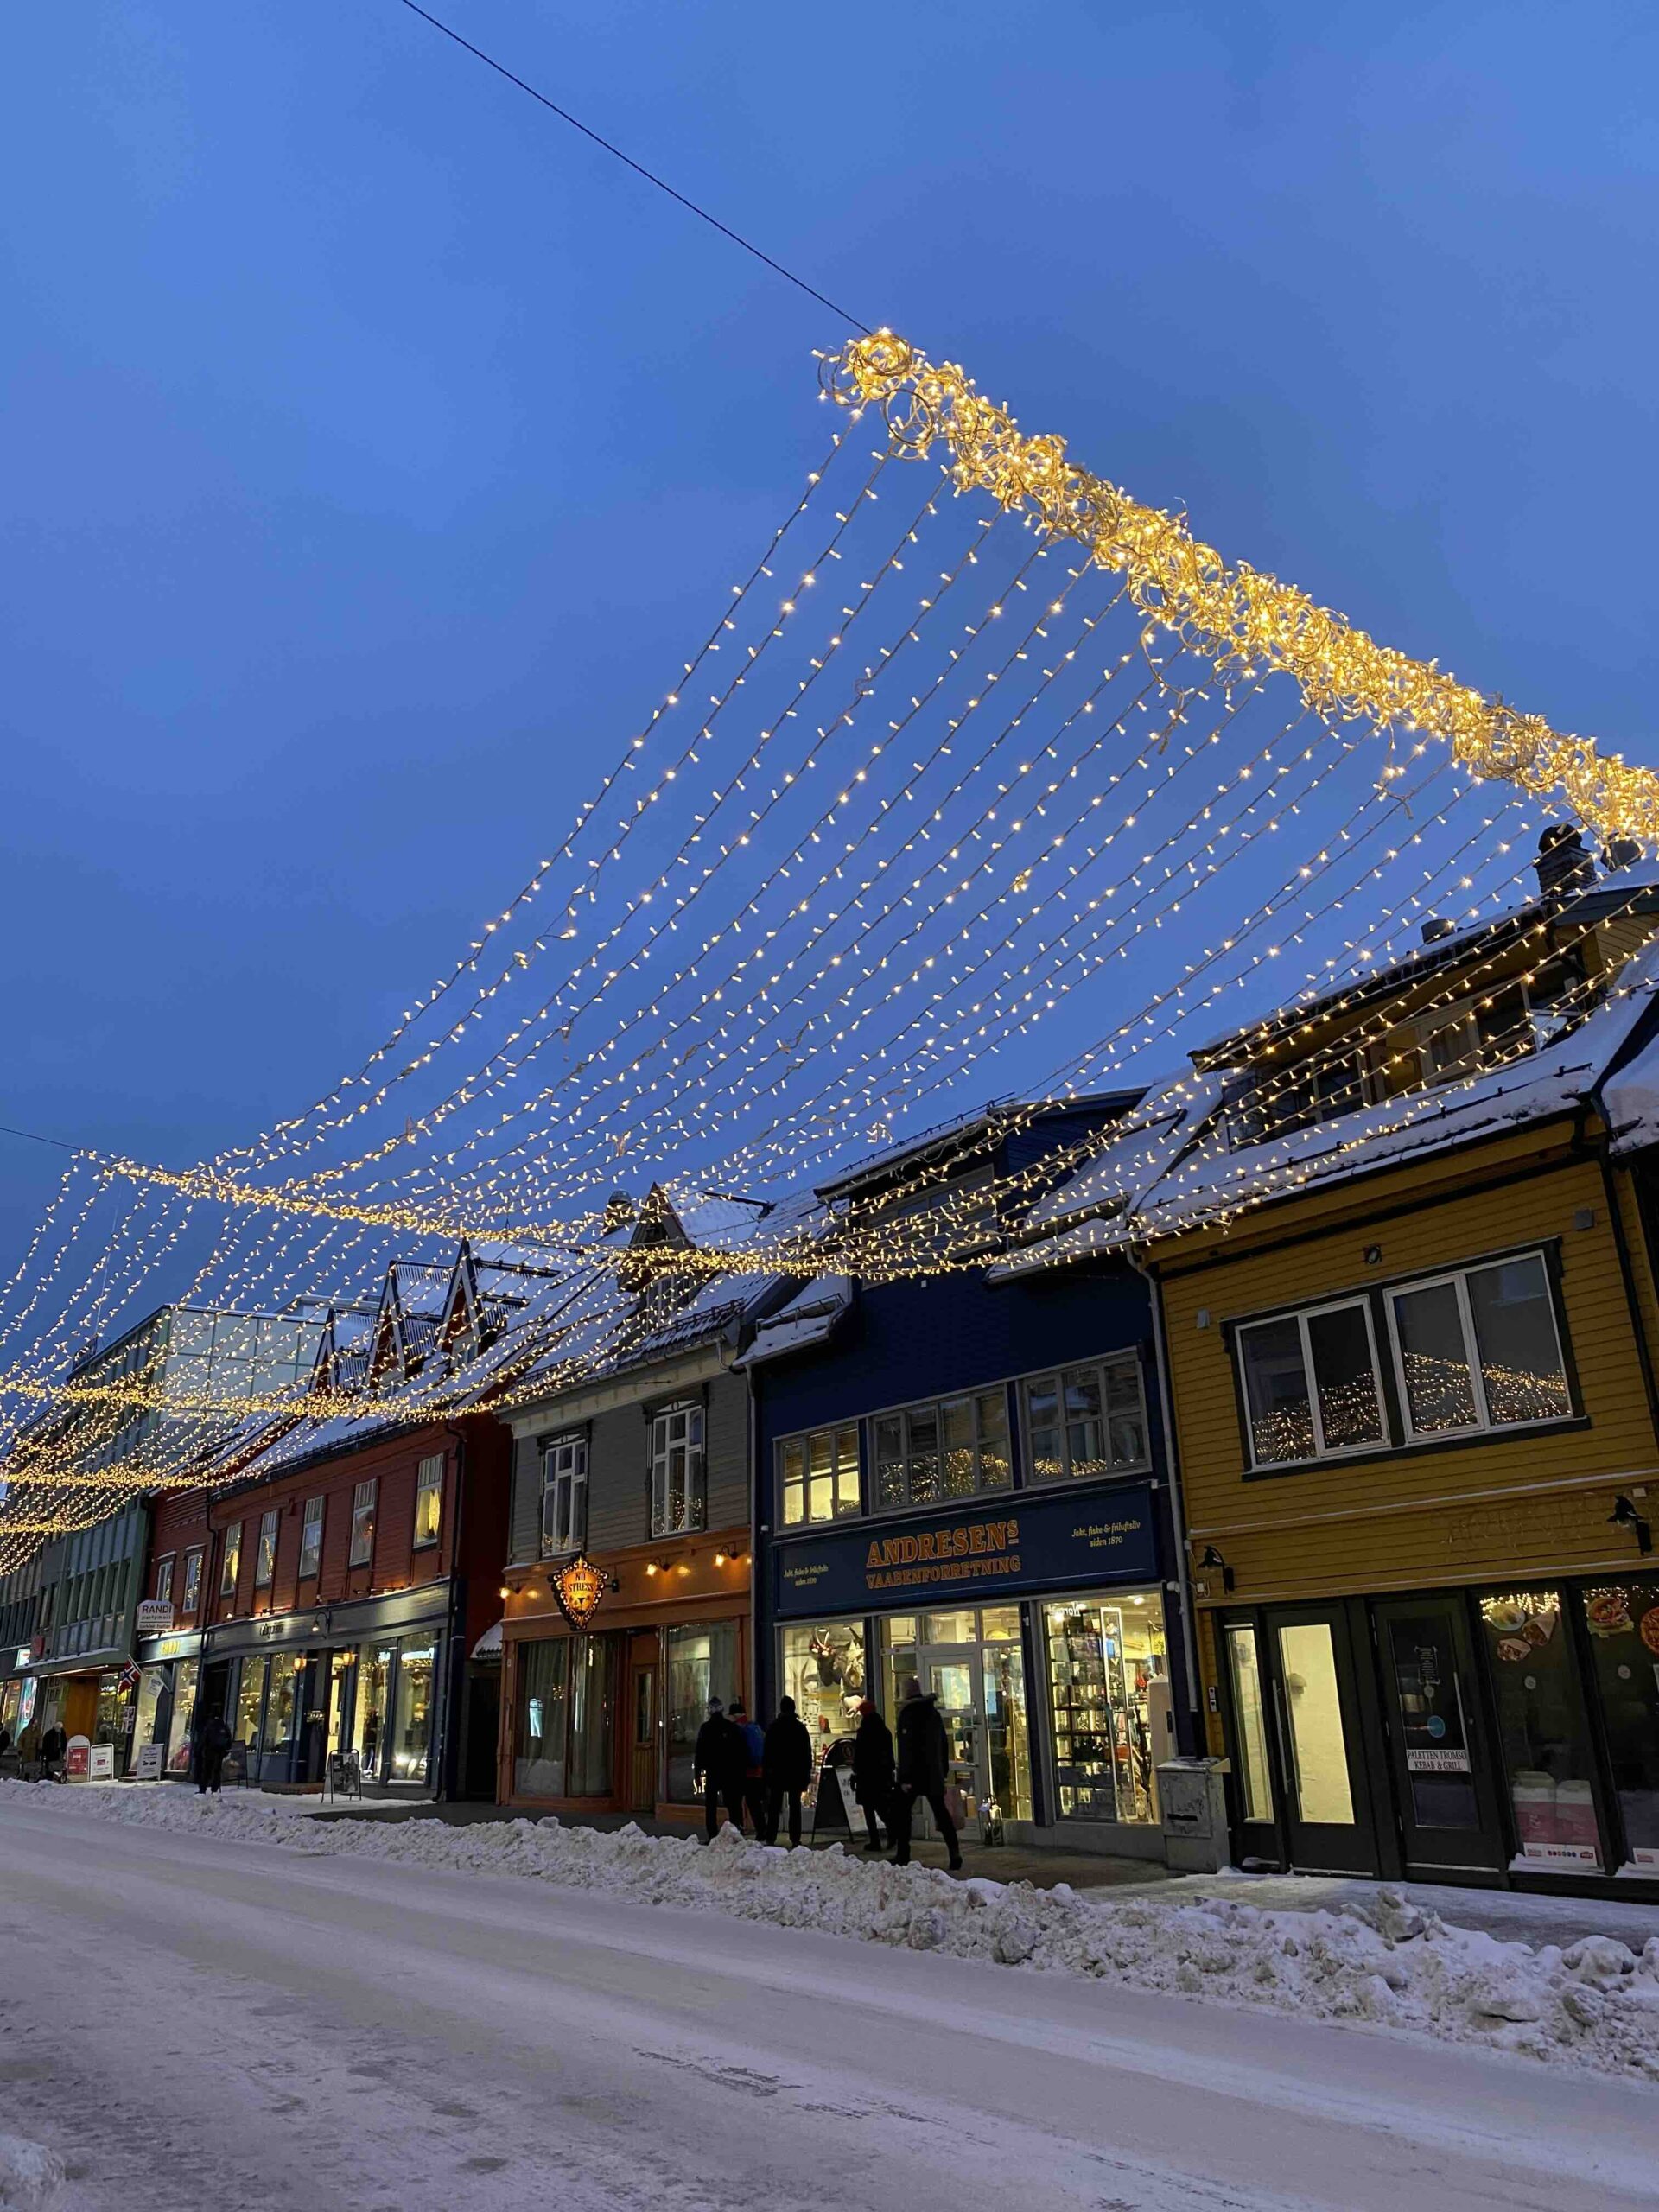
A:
[3, 329, 1656, 1564]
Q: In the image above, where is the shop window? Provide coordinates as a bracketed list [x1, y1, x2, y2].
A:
[234, 1656, 268, 1756]
[153, 1556, 175, 1606]
[1236, 1299, 1385, 1467]
[413, 1455, 443, 1549]
[1388, 1254, 1570, 1440]
[1580, 1579, 1659, 1872]
[664, 1621, 737, 1802]
[165, 1658, 199, 1776]
[873, 1389, 1011, 1511]
[297, 1497, 324, 1580]
[540, 1435, 588, 1557]
[650, 1402, 705, 1537]
[1022, 1357, 1147, 1484]
[390, 1640, 438, 1781]
[348, 1480, 378, 1568]
[353, 1646, 392, 1777]
[1479, 1589, 1604, 1870]
[1045, 1596, 1167, 1823]
[515, 1639, 569, 1797]
[777, 1620, 868, 1756]
[567, 1637, 617, 1796]
[220, 1522, 243, 1599]
[778, 1426, 860, 1528]
[254, 1510, 279, 1590]
[181, 1548, 202, 1615]
[266, 1656, 304, 1757]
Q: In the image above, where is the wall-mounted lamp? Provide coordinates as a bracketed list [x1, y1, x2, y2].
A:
[713, 1552, 728, 1567]
[1198, 1544, 1236, 1594]
[1610, 1495, 1653, 1556]
[1363, 1245, 1382, 1267]
[499, 1585, 512, 1600]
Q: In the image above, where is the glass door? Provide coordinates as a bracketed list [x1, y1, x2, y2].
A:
[1373, 1594, 1506, 1874]
[629, 1638, 658, 1815]
[1220, 1616, 1282, 1865]
[1266, 1605, 1382, 1875]
[925, 1649, 982, 1834]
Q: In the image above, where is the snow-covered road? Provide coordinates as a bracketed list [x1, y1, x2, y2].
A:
[2, 1792, 1656, 2212]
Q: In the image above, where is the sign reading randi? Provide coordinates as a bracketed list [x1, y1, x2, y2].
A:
[773, 1484, 1156, 1619]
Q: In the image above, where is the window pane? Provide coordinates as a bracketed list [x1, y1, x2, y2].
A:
[1306, 1305, 1384, 1452]
[1024, 1377, 1063, 1483]
[975, 1391, 1011, 1491]
[1467, 1257, 1569, 1425]
[808, 1428, 835, 1522]
[514, 1638, 569, 1797]
[1063, 1368, 1106, 1478]
[1225, 1626, 1274, 1824]
[1581, 1578, 1659, 1870]
[1385, 1612, 1480, 1830]
[780, 1439, 805, 1526]
[1239, 1319, 1313, 1464]
[1393, 1281, 1478, 1433]
[906, 1407, 940, 1505]
[235, 1657, 268, 1753]
[1275, 1622, 1355, 1825]
[941, 1398, 976, 1497]
[874, 1414, 905, 1508]
[834, 1427, 860, 1516]
[1478, 1589, 1604, 1870]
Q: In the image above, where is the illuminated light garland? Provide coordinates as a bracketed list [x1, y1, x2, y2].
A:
[823, 332, 1659, 849]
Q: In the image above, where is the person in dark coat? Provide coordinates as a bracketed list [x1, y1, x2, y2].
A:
[36, 1723, 67, 1782]
[761, 1696, 815, 1847]
[693, 1698, 747, 1839]
[728, 1700, 767, 1837]
[850, 1699, 895, 1850]
[890, 1678, 963, 1870]
[195, 1710, 233, 1796]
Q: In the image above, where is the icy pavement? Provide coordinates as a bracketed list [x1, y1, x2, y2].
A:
[1, 1788, 1656, 2212]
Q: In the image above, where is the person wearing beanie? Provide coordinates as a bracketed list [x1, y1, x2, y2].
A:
[851, 1697, 896, 1851]
[693, 1696, 746, 1840]
[761, 1694, 814, 1847]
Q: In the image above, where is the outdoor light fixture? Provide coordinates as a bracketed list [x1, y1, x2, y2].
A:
[1610, 1495, 1653, 1555]
[1198, 1544, 1236, 1593]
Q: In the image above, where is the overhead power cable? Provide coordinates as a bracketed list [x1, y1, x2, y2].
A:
[392, 0, 873, 334]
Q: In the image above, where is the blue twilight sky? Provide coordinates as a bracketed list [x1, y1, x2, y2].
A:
[3, 0, 1657, 1270]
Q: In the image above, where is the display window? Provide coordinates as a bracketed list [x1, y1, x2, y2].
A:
[266, 1655, 306, 1764]
[664, 1621, 738, 1802]
[353, 1646, 392, 1777]
[165, 1660, 199, 1775]
[777, 1620, 868, 1756]
[131, 1667, 166, 1762]
[234, 1656, 269, 1756]
[1044, 1593, 1167, 1824]
[878, 1605, 1033, 1830]
[1579, 1577, 1659, 1872]
[513, 1635, 618, 1798]
[1478, 1589, 1605, 1871]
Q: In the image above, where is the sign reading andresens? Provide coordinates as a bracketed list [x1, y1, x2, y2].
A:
[772, 1483, 1157, 1619]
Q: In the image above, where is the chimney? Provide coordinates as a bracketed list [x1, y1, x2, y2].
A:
[1603, 838, 1643, 873]
[1420, 917, 1457, 944]
[1535, 825, 1595, 902]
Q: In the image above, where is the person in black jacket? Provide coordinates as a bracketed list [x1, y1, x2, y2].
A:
[195, 1710, 233, 1796]
[693, 1698, 746, 1840]
[891, 1678, 963, 1870]
[760, 1696, 814, 1847]
[850, 1699, 895, 1850]
[36, 1723, 67, 1782]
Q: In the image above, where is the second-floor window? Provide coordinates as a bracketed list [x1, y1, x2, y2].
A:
[153, 1556, 175, 1605]
[1237, 1296, 1386, 1467]
[1022, 1356, 1148, 1483]
[650, 1402, 705, 1536]
[779, 1426, 860, 1527]
[181, 1548, 202, 1614]
[254, 1510, 279, 1588]
[297, 1497, 324, 1580]
[873, 1390, 1011, 1511]
[413, 1453, 443, 1548]
[541, 1434, 588, 1556]
[1386, 1253, 1570, 1439]
[220, 1522, 243, 1597]
[349, 1479, 378, 1568]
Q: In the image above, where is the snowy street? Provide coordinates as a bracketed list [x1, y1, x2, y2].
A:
[3, 1792, 1656, 2212]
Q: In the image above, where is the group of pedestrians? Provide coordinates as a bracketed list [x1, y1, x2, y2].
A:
[1, 1719, 67, 1782]
[693, 1677, 963, 1872]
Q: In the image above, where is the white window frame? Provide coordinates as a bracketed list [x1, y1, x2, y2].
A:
[540, 1434, 589, 1558]
[254, 1509, 280, 1589]
[776, 1424, 861, 1529]
[413, 1453, 444, 1549]
[348, 1479, 378, 1569]
[1383, 1252, 1571, 1443]
[181, 1548, 203, 1613]
[869, 1386, 1014, 1513]
[153, 1555, 175, 1605]
[220, 1522, 243, 1596]
[1236, 1294, 1387, 1470]
[1019, 1354, 1150, 1486]
[649, 1401, 706, 1538]
[297, 1496, 324, 1580]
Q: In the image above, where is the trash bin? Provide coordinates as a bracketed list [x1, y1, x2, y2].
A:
[1155, 1757, 1230, 1872]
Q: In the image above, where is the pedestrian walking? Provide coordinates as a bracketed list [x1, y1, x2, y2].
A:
[195, 1709, 232, 1796]
[36, 1723, 66, 1783]
[761, 1695, 814, 1847]
[728, 1699, 767, 1836]
[851, 1698, 895, 1850]
[693, 1697, 747, 1839]
[890, 1677, 963, 1870]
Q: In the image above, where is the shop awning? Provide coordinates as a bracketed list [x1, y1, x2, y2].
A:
[471, 1620, 504, 1661]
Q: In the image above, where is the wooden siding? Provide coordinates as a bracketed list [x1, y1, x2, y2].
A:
[1156, 1131, 1659, 1606]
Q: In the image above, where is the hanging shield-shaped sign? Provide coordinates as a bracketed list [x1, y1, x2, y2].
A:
[552, 1553, 608, 1630]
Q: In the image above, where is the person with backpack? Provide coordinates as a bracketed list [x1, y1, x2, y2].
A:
[761, 1695, 815, 1847]
[693, 1697, 746, 1840]
[728, 1699, 766, 1836]
[195, 1709, 233, 1796]
[891, 1677, 963, 1870]
[851, 1699, 896, 1851]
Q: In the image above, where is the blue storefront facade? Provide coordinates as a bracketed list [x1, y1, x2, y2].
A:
[747, 1113, 1197, 1859]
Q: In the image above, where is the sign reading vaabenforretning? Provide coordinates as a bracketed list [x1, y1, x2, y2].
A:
[772, 1483, 1158, 1620]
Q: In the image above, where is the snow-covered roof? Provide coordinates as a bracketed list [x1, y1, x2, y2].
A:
[734, 1275, 854, 1369]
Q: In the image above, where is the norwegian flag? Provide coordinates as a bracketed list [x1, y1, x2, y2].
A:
[116, 1662, 142, 1694]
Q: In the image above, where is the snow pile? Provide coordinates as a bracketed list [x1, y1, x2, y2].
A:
[7, 1780, 1659, 2084]
[0, 2133, 64, 2211]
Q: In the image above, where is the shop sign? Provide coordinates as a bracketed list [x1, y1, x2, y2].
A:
[64, 1740, 91, 1781]
[135, 1742, 165, 1782]
[135, 1599, 175, 1634]
[16, 1678, 37, 1731]
[87, 1745, 115, 1782]
[773, 1484, 1158, 1620]
[552, 1554, 611, 1630]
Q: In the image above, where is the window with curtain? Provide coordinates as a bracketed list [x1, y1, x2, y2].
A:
[349, 1480, 378, 1568]
[297, 1497, 324, 1580]
[413, 1453, 443, 1548]
[254, 1510, 279, 1589]
[541, 1435, 588, 1556]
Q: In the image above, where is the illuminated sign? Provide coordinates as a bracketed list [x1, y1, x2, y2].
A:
[552, 1554, 610, 1630]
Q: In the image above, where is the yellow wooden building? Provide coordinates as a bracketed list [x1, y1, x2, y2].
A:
[1008, 833, 1659, 1892]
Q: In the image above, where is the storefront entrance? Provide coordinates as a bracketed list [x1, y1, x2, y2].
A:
[880, 1610, 1033, 1838]
[1219, 1603, 1383, 1876]
[1373, 1594, 1507, 1877]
